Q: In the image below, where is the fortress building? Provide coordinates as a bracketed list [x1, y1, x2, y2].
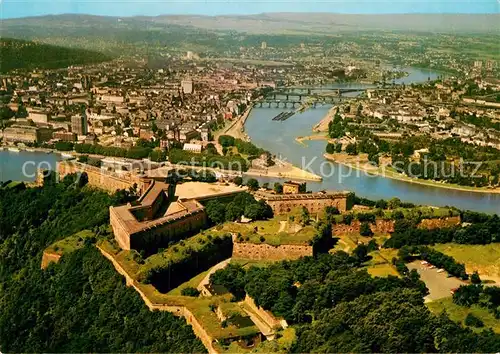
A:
[110, 179, 247, 252]
[255, 190, 352, 215]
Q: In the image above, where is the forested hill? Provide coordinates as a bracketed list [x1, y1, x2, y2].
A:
[0, 38, 111, 73]
[0, 177, 204, 352]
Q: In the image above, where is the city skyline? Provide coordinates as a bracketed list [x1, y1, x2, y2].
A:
[1, 0, 498, 19]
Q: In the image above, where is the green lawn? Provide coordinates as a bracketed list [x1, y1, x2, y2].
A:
[223, 216, 317, 246]
[427, 297, 500, 334]
[46, 230, 95, 255]
[432, 243, 500, 278]
[167, 269, 211, 295]
[364, 249, 400, 278]
[141, 231, 231, 273]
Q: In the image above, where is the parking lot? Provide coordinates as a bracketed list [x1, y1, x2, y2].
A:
[407, 261, 467, 302]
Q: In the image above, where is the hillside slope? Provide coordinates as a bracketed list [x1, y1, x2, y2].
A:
[0, 38, 111, 72]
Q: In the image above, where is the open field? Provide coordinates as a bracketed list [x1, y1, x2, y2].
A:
[45, 230, 95, 255]
[365, 249, 399, 277]
[432, 243, 500, 282]
[428, 297, 500, 334]
[222, 216, 317, 246]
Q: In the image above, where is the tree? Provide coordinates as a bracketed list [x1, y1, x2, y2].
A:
[471, 271, 481, 284]
[300, 207, 310, 226]
[326, 143, 336, 154]
[375, 199, 388, 209]
[464, 313, 484, 328]
[244, 203, 267, 220]
[246, 178, 259, 191]
[360, 222, 374, 237]
[274, 182, 283, 194]
[15, 104, 28, 118]
[206, 200, 226, 224]
[345, 143, 358, 156]
[210, 264, 246, 301]
[232, 176, 243, 186]
[181, 287, 200, 297]
[226, 202, 243, 221]
[388, 197, 402, 209]
[353, 244, 368, 262]
[218, 135, 235, 147]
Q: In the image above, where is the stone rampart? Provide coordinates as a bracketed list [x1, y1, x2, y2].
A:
[418, 216, 461, 230]
[96, 245, 219, 354]
[232, 242, 312, 261]
[58, 161, 143, 193]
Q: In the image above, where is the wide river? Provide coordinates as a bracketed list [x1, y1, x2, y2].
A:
[1, 68, 498, 213]
[245, 68, 500, 214]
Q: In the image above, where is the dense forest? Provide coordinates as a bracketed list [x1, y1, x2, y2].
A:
[0, 176, 204, 352]
[0, 38, 111, 73]
[211, 254, 500, 352]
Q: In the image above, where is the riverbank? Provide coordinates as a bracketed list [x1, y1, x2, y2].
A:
[295, 134, 330, 147]
[323, 153, 500, 195]
[215, 105, 252, 142]
[312, 105, 337, 133]
[245, 158, 322, 182]
[222, 106, 323, 181]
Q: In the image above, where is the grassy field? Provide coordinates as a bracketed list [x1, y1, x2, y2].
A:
[46, 230, 95, 255]
[364, 249, 400, 277]
[167, 269, 211, 296]
[432, 243, 500, 279]
[427, 297, 500, 334]
[141, 230, 231, 273]
[222, 216, 317, 246]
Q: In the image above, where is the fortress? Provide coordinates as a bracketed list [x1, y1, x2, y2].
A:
[57, 160, 145, 193]
[110, 179, 247, 252]
[255, 190, 351, 215]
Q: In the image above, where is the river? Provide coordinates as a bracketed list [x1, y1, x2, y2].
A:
[0, 149, 61, 183]
[244, 68, 500, 214]
[1, 68, 498, 213]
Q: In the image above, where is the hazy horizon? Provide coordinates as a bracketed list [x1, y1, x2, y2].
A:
[1, 0, 498, 19]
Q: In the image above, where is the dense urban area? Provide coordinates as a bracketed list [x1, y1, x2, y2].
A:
[0, 12, 499, 354]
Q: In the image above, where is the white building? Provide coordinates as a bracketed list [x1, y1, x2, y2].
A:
[183, 143, 202, 154]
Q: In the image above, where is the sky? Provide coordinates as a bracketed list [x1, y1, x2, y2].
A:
[1, 0, 499, 19]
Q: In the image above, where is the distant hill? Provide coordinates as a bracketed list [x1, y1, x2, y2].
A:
[150, 12, 500, 34]
[0, 38, 111, 73]
[3, 13, 499, 36]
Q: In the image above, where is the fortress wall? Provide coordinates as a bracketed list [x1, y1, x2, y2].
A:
[41, 251, 62, 269]
[130, 211, 207, 251]
[333, 220, 395, 235]
[266, 195, 348, 215]
[96, 245, 219, 354]
[244, 295, 284, 330]
[232, 242, 313, 261]
[110, 207, 132, 250]
[333, 216, 461, 235]
[419, 216, 461, 229]
[58, 161, 142, 193]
